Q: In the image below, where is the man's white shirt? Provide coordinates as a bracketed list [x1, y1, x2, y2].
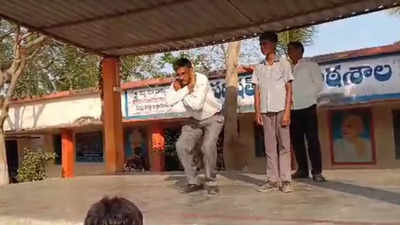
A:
[166, 72, 222, 121]
[291, 58, 323, 110]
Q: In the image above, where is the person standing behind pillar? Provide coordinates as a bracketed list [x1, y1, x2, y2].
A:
[252, 32, 294, 193]
[287, 41, 326, 182]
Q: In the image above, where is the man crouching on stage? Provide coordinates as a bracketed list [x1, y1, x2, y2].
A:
[166, 58, 224, 195]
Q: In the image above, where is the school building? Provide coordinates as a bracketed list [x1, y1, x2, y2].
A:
[4, 43, 400, 179]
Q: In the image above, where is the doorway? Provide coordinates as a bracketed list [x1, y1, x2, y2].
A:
[6, 140, 18, 183]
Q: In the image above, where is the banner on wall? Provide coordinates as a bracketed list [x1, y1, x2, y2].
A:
[124, 74, 255, 120]
[318, 54, 400, 106]
[124, 53, 400, 119]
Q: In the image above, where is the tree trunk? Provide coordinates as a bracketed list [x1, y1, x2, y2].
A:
[0, 126, 9, 185]
[223, 41, 241, 170]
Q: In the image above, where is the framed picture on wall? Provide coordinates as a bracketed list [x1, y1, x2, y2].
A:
[329, 109, 376, 165]
[124, 128, 149, 170]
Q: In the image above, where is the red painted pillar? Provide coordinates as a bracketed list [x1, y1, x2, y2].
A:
[151, 126, 165, 172]
[102, 57, 125, 173]
[61, 129, 75, 178]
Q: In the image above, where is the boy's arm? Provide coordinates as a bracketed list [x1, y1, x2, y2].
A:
[282, 81, 293, 127]
[254, 85, 263, 125]
[252, 66, 263, 125]
[281, 59, 294, 127]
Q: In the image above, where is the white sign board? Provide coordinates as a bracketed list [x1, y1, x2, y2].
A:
[124, 74, 255, 120]
[318, 54, 400, 106]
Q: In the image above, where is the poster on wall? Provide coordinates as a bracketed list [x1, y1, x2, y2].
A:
[124, 128, 149, 170]
[330, 109, 376, 164]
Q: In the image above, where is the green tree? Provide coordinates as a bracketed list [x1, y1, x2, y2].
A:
[14, 43, 100, 98]
[13, 43, 169, 98]
[120, 55, 168, 81]
[0, 20, 47, 185]
[47, 44, 99, 92]
[278, 27, 315, 54]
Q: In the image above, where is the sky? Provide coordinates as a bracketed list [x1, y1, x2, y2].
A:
[304, 9, 400, 57]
